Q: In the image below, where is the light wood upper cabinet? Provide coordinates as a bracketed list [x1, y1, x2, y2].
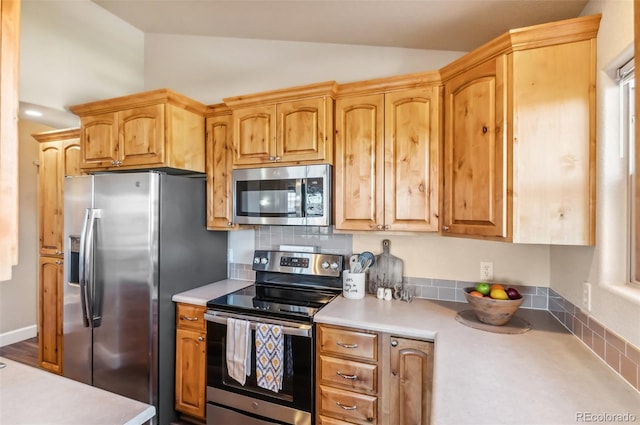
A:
[205, 104, 237, 230]
[38, 256, 64, 374]
[34, 128, 81, 257]
[440, 14, 600, 245]
[224, 81, 336, 167]
[70, 89, 206, 173]
[334, 77, 441, 232]
[442, 57, 506, 239]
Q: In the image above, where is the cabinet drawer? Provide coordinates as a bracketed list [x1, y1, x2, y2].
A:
[176, 303, 206, 331]
[318, 326, 377, 361]
[319, 355, 377, 393]
[319, 385, 376, 424]
[318, 415, 356, 425]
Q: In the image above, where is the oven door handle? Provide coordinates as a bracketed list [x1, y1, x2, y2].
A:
[204, 312, 313, 338]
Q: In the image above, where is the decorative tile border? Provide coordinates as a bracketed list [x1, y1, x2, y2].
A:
[549, 289, 640, 392]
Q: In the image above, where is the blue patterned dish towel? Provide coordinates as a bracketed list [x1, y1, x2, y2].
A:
[255, 323, 283, 393]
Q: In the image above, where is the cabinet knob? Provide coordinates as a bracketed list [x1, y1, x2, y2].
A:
[179, 315, 198, 322]
[482, 126, 488, 134]
[227, 221, 233, 227]
[198, 336, 205, 342]
[269, 156, 275, 161]
[376, 224, 382, 230]
[55, 260, 63, 265]
[391, 340, 398, 347]
[384, 225, 390, 230]
[442, 225, 450, 232]
[274, 156, 281, 161]
[55, 250, 62, 255]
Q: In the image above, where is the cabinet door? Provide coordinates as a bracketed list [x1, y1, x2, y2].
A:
[388, 337, 433, 425]
[175, 328, 207, 420]
[334, 94, 385, 230]
[38, 142, 63, 256]
[206, 113, 236, 230]
[442, 56, 507, 239]
[232, 105, 276, 166]
[63, 139, 82, 177]
[277, 97, 332, 163]
[39, 256, 63, 374]
[80, 112, 118, 169]
[384, 87, 440, 231]
[119, 104, 165, 167]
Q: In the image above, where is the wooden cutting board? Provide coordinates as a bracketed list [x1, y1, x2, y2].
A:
[367, 239, 403, 294]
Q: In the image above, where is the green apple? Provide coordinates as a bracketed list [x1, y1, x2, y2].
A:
[475, 282, 491, 296]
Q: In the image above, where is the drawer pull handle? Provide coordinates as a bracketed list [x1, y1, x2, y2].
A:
[336, 371, 358, 380]
[180, 315, 198, 322]
[336, 401, 357, 411]
[336, 342, 358, 349]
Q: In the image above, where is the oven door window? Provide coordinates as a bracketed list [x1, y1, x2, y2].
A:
[236, 179, 301, 218]
[207, 321, 313, 412]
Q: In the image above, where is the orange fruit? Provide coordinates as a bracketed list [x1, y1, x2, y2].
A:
[490, 288, 509, 300]
[490, 283, 504, 291]
[469, 290, 484, 298]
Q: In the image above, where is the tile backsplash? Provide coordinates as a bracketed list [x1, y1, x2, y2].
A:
[254, 225, 352, 256]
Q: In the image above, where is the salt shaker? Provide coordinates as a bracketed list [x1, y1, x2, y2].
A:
[384, 288, 392, 301]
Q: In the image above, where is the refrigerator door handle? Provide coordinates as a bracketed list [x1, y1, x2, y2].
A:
[79, 208, 101, 328]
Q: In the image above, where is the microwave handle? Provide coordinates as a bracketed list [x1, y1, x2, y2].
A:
[296, 178, 304, 218]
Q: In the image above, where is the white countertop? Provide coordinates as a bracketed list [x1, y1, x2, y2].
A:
[171, 278, 253, 305]
[0, 357, 155, 425]
[315, 295, 640, 425]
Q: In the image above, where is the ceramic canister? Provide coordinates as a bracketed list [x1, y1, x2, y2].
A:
[342, 271, 365, 299]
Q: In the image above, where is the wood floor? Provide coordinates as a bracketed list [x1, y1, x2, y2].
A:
[0, 337, 39, 368]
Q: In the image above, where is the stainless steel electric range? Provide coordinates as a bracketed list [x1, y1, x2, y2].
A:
[205, 250, 344, 425]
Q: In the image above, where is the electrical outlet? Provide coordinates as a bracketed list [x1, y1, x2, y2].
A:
[480, 262, 494, 281]
[583, 282, 592, 311]
[227, 248, 234, 263]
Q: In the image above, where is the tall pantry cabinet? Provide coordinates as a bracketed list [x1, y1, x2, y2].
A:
[33, 128, 82, 374]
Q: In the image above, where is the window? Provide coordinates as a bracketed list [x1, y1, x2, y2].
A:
[619, 58, 636, 285]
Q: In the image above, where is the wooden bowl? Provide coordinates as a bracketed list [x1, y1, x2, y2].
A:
[463, 287, 524, 326]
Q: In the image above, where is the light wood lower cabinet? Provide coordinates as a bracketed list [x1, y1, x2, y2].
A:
[175, 303, 207, 421]
[38, 256, 63, 374]
[387, 336, 434, 425]
[317, 324, 434, 425]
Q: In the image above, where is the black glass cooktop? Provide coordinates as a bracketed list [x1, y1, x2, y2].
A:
[206, 284, 340, 323]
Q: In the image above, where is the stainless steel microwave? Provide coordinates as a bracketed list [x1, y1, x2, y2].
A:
[232, 164, 332, 226]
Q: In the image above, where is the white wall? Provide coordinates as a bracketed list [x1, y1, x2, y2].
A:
[143, 33, 465, 104]
[19, 0, 144, 121]
[551, 0, 640, 348]
[0, 120, 52, 343]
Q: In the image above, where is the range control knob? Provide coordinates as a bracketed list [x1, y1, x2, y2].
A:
[253, 257, 260, 264]
[330, 262, 339, 270]
[321, 261, 330, 270]
[260, 257, 268, 265]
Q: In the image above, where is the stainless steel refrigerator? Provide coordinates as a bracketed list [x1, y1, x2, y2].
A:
[63, 171, 227, 425]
